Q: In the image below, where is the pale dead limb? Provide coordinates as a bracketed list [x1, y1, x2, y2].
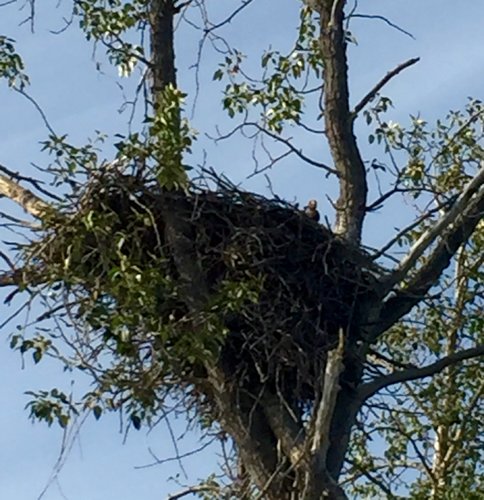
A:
[310, 330, 345, 469]
[302, 330, 346, 497]
[0, 172, 51, 219]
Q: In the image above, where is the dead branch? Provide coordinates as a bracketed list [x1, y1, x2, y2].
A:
[304, 330, 345, 495]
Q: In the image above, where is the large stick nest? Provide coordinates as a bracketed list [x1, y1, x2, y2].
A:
[31, 171, 384, 409]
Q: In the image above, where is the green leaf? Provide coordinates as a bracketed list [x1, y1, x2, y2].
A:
[58, 414, 69, 428]
[33, 349, 42, 364]
[93, 406, 102, 420]
[131, 414, 141, 430]
[213, 69, 223, 81]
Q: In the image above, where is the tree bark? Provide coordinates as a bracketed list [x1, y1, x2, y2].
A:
[318, 0, 368, 243]
[149, 0, 177, 101]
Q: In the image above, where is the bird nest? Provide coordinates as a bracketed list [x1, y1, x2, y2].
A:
[29, 171, 383, 409]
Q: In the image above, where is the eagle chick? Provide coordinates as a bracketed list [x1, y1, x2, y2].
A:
[305, 199, 320, 222]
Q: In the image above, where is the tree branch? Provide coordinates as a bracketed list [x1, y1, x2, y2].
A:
[303, 330, 346, 497]
[370, 198, 455, 261]
[261, 391, 306, 468]
[310, 330, 345, 471]
[0, 270, 21, 287]
[243, 122, 337, 176]
[149, 0, 177, 100]
[166, 484, 219, 500]
[359, 345, 484, 401]
[349, 14, 415, 39]
[373, 188, 484, 338]
[382, 166, 484, 292]
[352, 57, 420, 119]
[0, 171, 51, 219]
[319, 0, 368, 242]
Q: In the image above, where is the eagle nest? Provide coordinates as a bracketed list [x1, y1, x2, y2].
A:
[30, 171, 384, 409]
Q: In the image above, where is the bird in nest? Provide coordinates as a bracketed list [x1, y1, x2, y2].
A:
[304, 199, 320, 222]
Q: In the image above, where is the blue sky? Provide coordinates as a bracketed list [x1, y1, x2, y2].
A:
[0, 1, 483, 499]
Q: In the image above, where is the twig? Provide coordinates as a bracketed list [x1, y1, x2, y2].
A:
[14, 88, 56, 136]
[243, 122, 337, 176]
[0, 164, 62, 201]
[204, 0, 256, 33]
[166, 484, 218, 500]
[350, 13, 415, 39]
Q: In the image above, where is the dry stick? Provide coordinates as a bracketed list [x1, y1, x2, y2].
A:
[352, 57, 420, 119]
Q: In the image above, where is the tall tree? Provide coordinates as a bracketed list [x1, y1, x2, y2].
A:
[0, 1, 483, 498]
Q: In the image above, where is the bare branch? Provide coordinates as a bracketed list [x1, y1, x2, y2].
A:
[245, 123, 337, 176]
[359, 345, 484, 401]
[204, 0, 256, 33]
[166, 484, 219, 500]
[14, 88, 56, 136]
[373, 188, 484, 337]
[371, 197, 456, 260]
[213, 122, 337, 176]
[0, 164, 62, 202]
[352, 58, 420, 119]
[302, 331, 346, 498]
[0, 171, 51, 219]
[310, 330, 345, 469]
[366, 186, 419, 212]
[383, 166, 484, 291]
[349, 13, 415, 39]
